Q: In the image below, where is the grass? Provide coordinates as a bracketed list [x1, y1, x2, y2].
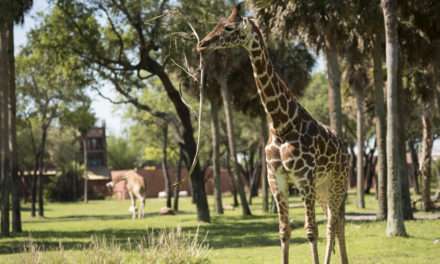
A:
[0, 193, 439, 263]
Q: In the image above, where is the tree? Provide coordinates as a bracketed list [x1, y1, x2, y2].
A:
[381, 0, 407, 237]
[0, 0, 33, 235]
[16, 23, 92, 216]
[372, 33, 387, 219]
[345, 62, 368, 209]
[107, 136, 139, 170]
[52, 0, 210, 222]
[219, 72, 252, 216]
[209, 95, 224, 214]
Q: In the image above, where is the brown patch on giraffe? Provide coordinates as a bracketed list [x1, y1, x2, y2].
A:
[301, 120, 310, 134]
[294, 159, 304, 171]
[279, 95, 288, 110]
[317, 155, 329, 166]
[301, 135, 313, 147]
[267, 64, 273, 76]
[303, 153, 314, 167]
[254, 59, 265, 75]
[292, 116, 302, 131]
[251, 49, 260, 57]
[260, 74, 269, 84]
[272, 111, 289, 127]
[251, 40, 259, 49]
[308, 122, 319, 136]
[266, 100, 278, 112]
[288, 100, 297, 115]
[263, 85, 276, 98]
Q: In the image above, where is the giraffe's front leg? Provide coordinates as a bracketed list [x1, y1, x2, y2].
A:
[128, 192, 136, 220]
[267, 159, 290, 264]
[298, 174, 319, 264]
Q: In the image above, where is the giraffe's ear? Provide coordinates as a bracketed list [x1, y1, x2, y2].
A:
[228, 2, 244, 22]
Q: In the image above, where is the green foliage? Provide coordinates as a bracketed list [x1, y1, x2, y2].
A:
[0, 0, 33, 24]
[45, 128, 83, 202]
[107, 136, 140, 170]
[45, 162, 83, 202]
[299, 73, 330, 125]
[60, 106, 96, 136]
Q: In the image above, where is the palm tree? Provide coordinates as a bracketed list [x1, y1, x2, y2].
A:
[209, 95, 224, 214]
[372, 33, 387, 219]
[345, 62, 367, 209]
[214, 50, 253, 216]
[381, 0, 407, 237]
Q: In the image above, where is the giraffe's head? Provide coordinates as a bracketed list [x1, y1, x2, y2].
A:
[197, 4, 253, 52]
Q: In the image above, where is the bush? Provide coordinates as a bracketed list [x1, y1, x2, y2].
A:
[46, 163, 83, 202]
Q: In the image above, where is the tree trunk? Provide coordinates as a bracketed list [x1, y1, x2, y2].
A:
[37, 126, 49, 217]
[364, 144, 377, 194]
[420, 105, 433, 211]
[8, 23, 21, 232]
[248, 159, 260, 205]
[349, 144, 357, 188]
[0, 19, 11, 236]
[382, 0, 407, 237]
[226, 151, 239, 207]
[261, 116, 269, 213]
[147, 58, 210, 222]
[31, 164, 38, 217]
[354, 89, 366, 208]
[408, 140, 420, 195]
[83, 137, 88, 203]
[324, 33, 343, 136]
[210, 99, 223, 214]
[161, 124, 172, 209]
[397, 66, 413, 220]
[373, 36, 387, 220]
[37, 160, 44, 217]
[173, 147, 183, 212]
[220, 79, 252, 216]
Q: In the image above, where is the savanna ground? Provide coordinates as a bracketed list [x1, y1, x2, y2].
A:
[0, 193, 439, 264]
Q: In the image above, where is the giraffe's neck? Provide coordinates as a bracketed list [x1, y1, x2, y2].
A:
[245, 23, 302, 137]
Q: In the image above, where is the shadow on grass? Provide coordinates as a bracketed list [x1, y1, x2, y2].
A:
[22, 210, 195, 224]
[0, 215, 310, 255]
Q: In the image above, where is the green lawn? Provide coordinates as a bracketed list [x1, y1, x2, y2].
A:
[0, 193, 439, 263]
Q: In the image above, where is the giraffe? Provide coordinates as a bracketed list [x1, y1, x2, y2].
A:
[197, 5, 350, 264]
[107, 169, 146, 219]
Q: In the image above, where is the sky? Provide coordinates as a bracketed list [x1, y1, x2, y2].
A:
[14, 0, 127, 136]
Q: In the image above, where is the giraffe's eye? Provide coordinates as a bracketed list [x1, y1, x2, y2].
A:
[224, 25, 234, 32]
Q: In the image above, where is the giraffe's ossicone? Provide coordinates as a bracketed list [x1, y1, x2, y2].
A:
[198, 4, 350, 264]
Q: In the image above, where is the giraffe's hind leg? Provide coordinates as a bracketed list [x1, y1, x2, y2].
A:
[336, 198, 349, 264]
[324, 191, 347, 264]
[323, 207, 337, 264]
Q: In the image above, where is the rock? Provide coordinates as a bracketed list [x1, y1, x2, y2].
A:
[159, 207, 175, 215]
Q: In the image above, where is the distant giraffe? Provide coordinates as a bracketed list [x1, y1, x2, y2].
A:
[107, 169, 146, 219]
[198, 5, 350, 264]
